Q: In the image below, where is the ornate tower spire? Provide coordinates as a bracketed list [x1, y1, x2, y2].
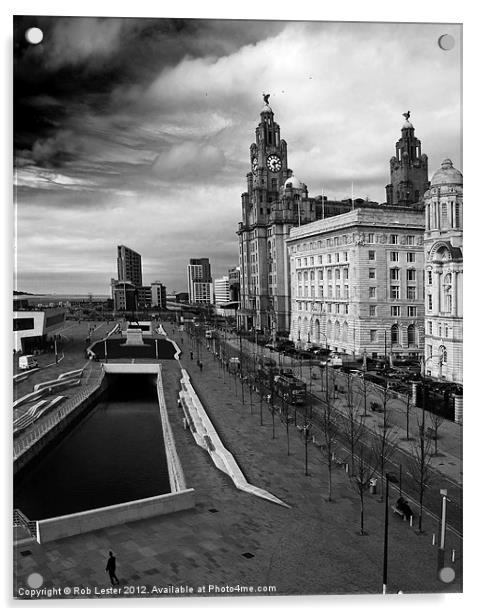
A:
[385, 112, 429, 206]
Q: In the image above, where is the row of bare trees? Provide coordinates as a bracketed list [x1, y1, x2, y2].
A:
[195, 327, 444, 537]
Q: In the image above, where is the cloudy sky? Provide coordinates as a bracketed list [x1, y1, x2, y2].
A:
[13, 16, 462, 295]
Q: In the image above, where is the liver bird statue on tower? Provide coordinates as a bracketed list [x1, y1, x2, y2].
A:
[403, 111, 411, 121]
[263, 92, 270, 105]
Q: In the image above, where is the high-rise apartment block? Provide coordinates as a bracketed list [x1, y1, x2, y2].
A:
[187, 258, 214, 305]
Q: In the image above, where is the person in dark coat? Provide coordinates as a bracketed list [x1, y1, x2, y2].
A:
[105, 550, 119, 585]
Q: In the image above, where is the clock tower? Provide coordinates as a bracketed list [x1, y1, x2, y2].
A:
[238, 95, 294, 335]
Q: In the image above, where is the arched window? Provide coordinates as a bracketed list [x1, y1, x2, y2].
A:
[334, 321, 340, 340]
[443, 274, 452, 312]
[407, 324, 416, 346]
[342, 321, 349, 342]
[439, 345, 447, 363]
[314, 319, 320, 343]
[391, 324, 399, 345]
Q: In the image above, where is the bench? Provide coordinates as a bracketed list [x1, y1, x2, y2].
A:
[391, 505, 406, 519]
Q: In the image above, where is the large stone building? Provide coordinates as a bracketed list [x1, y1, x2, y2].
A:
[287, 114, 430, 359]
[237, 96, 362, 337]
[423, 159, 463, 383]
[287, 206, 425, 358]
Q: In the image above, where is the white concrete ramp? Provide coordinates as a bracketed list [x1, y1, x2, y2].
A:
[179, 369, 290, 509]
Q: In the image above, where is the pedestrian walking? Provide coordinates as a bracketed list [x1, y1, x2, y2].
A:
[105, 550, 120, 586]
[190, 351, 193, 361]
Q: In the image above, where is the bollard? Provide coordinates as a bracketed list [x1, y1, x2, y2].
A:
[409, 516, 413, 527]
[451, 549, 456, 563]
[345, 463, 349, 473]
[432, 533, 436, 546]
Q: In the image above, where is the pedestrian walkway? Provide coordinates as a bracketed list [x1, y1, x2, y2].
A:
[13, 323, 462, 597]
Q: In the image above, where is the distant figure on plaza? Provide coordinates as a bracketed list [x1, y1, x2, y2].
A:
[190, 351, 193, 361]
[199, 361, 203, 372]
[105, 551, 119, 585]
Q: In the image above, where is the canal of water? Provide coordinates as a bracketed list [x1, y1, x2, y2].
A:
[14, 374, 171, 520]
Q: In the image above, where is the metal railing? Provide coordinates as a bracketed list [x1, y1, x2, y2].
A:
[13, 363, 104, 461]
[13, 508, 37, 539]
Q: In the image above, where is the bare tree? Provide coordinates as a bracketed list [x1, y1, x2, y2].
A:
[372, 383, 398, 501]
[337, 372, 365, 472]
[318, 392, 338, 502]
[349, 438, 379, 535]
[407, 414, 434, 533]
[429, 411, 445, 457]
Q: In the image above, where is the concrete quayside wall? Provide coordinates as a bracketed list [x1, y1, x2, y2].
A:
[15, 359, 195, 543]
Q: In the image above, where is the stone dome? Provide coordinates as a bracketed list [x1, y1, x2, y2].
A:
[261, 104, 273, 114]
[431, 159, 463, 186]
[284, 175, 303, 189]
[402, 120, 414, 129]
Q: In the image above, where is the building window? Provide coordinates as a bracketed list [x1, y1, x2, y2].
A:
[428, 321, 433, 335]
[391, 324, 400, 344]
[427, 271, 432, 285]
[406, 235, 415, 245]
[407, 269, 416, 282]
[327, 254, 332, 263]
[390, 286, 400, 299]
[407, 306, 417, 317]
[391, 306, 401, 317]
[327, 270, 332, 280]
[406, 286, 416, 300]
[407, 324, 416, 346]
[428, 294, 433, 310]
[369, 305, 376, 317]
[407, 252, 416, 263]
[335, 286, 341, 299]
[370, 330, 377, 342]
[335, 269, 341, 280]
[343, 252, 348, 261]
[344, 305, 349, 314]
[369, 287, 376, 299]
[368, 233, 374, 243]
[390, 268, 400, 281]
[344, 284, 349, 298]
[369, 269, 376, 279]
[318, 255, 323, 264]
[368, 250, 375, 260]
[390, 251, 399, 262]
[336, 253, 340, 262]
[455, 202, 461, 227]
[390, 234, 399, 244]
[445, 323, 449, 337]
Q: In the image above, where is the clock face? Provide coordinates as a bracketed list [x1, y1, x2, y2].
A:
[267, 154, 282, 172]
[251, 157, 258, 172]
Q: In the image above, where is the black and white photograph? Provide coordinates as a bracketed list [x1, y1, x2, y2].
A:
[9, 3, 466, 606]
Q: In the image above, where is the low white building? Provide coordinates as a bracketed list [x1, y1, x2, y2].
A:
[13, 307, 65, 353]
[286, 206, 425, 359]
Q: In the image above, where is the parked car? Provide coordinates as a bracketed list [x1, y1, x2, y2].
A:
[18, 355, 38, 370]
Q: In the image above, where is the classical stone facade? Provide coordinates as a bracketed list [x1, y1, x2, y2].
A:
[424, 159, 463, 383]
[287, 206, 425, 359]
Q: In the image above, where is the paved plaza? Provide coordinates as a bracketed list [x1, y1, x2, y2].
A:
[13, 322, 462, 599]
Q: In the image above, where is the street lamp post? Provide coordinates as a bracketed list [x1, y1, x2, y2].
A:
[438, 489, 450, 575]
[382, 473, 397, 594]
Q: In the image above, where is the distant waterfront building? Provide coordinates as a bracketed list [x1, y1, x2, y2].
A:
[151, 281, 167, 309]
[214, 276, 230, 306]
[110, 279, 137, 312]
[237, 96, 372, 337]
[187, 258, 214, 305]
[424, 159, 463, 383]
[287, 206, 425, 358]
[136, 286, 152, 310]
[117, 245, 142, 288]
